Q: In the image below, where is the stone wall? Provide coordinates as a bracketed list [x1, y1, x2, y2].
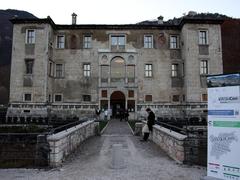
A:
[47, 120, 99, 167]
[151, 125, 187, 163]
[135, 122, 187, 163]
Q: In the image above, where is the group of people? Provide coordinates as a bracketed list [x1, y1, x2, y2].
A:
[96, 106, 155, 142]
[118, 108, 129, 121]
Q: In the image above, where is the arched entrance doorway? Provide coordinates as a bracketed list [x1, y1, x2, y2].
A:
[110, 91, 125, 118]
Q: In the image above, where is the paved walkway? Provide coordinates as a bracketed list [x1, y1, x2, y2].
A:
[0, 119, 206, 180]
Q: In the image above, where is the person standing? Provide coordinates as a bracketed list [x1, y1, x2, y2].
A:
[124, 109, 129, 121]
[95, 108, 101, 120]
[141, 108, 155, 141]
[104, 109, 108, 121]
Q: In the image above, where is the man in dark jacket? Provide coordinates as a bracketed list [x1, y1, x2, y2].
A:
[141, 108, 155, 141]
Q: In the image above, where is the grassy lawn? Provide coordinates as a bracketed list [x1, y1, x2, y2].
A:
[128, 120, 137, 132]
[99, 121, 108, 132]
[0, 124, 46, 133]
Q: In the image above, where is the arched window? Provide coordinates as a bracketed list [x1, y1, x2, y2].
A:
[111, 57, 125, 82]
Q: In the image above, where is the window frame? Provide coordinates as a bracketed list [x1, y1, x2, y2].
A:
[83, 35, 92, 49]
[49, 60, 55, 77]
[25, 59, 34, 75]
[110, 35, 126, 50]
[25, 29, 35, 44]
[171, 64, 178, 77]
[23, 93, 32, 102]
[172, 95, 180, 102]
[198, 30, 208, 45]
[83, 63, 91, 77]
[170, 35, 179, 49]
[56, 35, 65, 49]
[145, 95, 153, 102]
[144, 35, 153, 48]
[55, 63, 64, 78]
[145, 64, 153, 78]
[54, 94, 63, 102]
[200, 60, 208, 75]
[202, 93, 208, 102]
[83, 95, 91, 102]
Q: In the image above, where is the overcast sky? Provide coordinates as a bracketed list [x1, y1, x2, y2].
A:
[1, 0, 240, 24]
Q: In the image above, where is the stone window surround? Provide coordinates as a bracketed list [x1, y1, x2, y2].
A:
[56, 34, 65, 49]
[54, 94, 63, 102]
[169, 35, 180, 49]
[25, 29, 35, 44]
[144, 34, 153, 48]
[198, 29, 208, 45]
[23, 93, 32, 102]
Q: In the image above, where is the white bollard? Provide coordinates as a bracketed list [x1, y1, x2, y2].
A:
[111, 144, 125, 169]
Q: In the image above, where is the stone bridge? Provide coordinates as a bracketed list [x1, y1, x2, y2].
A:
[0, 119, 206, 180]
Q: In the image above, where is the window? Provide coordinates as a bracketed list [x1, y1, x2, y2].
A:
[127, 65, 135, 83]
[202, 94, 208, 102]
[56, 64, 64, 78]
[128, 90, 134, 98]
[24, 93, 32, 102]
[49, 61, 54, 76]
[199, 30, 208, 45]
[144, 35, 153, 48]
[127, 100, 135, 112]
[25, 59, 34, 74]
[26, 29, 35, 44]
[170, 35, 179, 49]
[101, 65, 109, 83]
[145, 95, 152, 102]
[111, 35, 125, 50]
[48, 94, 52, 102]
[111, 57, 125, 82]
[200, 60, 208, 75]
[145, 64, 152, 77]
[84, 35, 92, 48]
[101, 90, 107, 98]
[171, 64, 178, 77]
[57, 35, 65, 49]
[54, 94, 62, 102]
[83, 63, 91, 77]
[83, 95, 91, 102]
[172, 95, 180, 102]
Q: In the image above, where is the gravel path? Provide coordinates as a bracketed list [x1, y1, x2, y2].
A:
[0, 119, 206, 180]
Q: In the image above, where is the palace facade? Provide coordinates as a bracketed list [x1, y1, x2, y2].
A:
[7, 13, 223, 120]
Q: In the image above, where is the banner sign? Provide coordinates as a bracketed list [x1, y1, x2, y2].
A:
[207, 74, 240, 180]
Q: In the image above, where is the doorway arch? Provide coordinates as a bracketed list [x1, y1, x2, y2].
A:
[110, 91, 125, 118]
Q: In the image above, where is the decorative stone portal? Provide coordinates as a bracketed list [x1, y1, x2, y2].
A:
[110, 91, 125, 118]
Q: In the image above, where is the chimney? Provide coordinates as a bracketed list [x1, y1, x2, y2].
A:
[72, 13, 77, 25]
[157, 16, 164, 24]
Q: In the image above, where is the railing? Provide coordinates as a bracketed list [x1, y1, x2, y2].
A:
[49, 116, 93, 134]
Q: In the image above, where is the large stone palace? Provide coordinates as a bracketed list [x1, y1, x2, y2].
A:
[7, 12, 223, 120]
